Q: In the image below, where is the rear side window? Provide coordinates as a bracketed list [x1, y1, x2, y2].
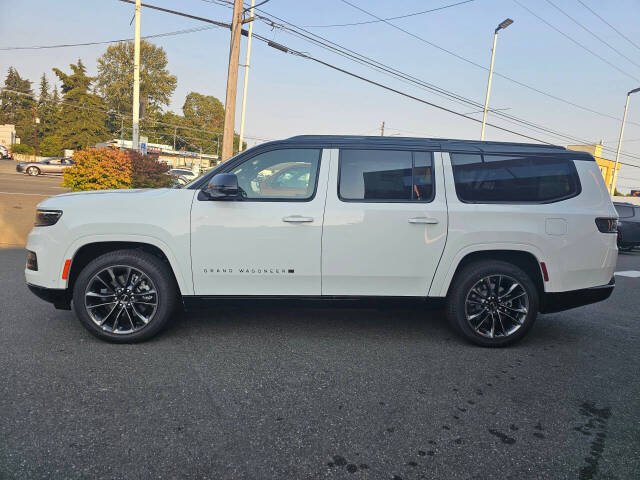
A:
[615, 204, 635, 218]
[339, 149, 434, 202]
[450, 153, 580, 203]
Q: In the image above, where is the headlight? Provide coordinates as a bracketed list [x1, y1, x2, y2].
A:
[35, 209, 63, 227]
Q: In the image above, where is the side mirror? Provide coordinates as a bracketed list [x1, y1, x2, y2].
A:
[203, 173, 239, 200]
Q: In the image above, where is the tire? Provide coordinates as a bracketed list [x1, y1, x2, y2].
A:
[446, 260, 539, 347]
[72, 249, 178, 343]
[27, 166, 40, 176]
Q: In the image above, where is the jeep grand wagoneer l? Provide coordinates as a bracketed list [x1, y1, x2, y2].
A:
[25, 136, 618, 346]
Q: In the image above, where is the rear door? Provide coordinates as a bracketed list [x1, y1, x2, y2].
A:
[321, 148, 448, 296]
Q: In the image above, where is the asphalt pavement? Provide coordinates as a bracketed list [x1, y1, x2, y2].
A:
[1, 246, 639, 479]
[0, 160, 68, 247]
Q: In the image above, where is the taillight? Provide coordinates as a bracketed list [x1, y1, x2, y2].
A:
[595, 218, 618, 233]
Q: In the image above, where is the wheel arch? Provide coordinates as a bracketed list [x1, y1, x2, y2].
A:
[432, 246, 546, 299]
[65, 239, 188, 297]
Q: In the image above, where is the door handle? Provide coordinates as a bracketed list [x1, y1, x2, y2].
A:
[408, 217, 439, 224]
[282, 215, 314, 223]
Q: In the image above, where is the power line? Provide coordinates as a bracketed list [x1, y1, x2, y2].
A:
[0, 25, 217, 51]
[244, 1, 640, 159]
[302, 0, 476, 28]
[290, 0, 640, 128]
[543, 0, 640, 71]
[576, 0, 640, 53]
[512, 0, 640, 82]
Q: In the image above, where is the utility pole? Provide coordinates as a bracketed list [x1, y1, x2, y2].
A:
[238, 0, 255, 153]
[132, 0, 141, 151]
[221, 0, 244, 161]
[33, 106, 39, 157]
[120, 116, 125, 147]
[380, 121, 385, 136]
[611, 87, 640, 195]
[481, 18, 514, 141]
[173, 127, 177, 151]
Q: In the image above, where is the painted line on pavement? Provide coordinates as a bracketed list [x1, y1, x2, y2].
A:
[614, 271, 640, 278]
[0, 191, 50, 197]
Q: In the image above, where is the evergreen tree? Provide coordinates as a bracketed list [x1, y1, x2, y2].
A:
[37, 73, 57, 138]
[53, 60, 109, 150]
[0, 67, 35, 147]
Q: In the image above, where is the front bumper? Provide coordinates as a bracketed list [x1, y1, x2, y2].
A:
[27, 283, 71, 310]
[540, 277, 615, 314]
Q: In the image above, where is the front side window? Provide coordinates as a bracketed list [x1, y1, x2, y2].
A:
[339, 149, 434, 202]
[231, 148, 321, 200]
[450, 153, 580, 203]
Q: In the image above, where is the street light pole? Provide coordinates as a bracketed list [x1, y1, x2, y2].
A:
[610, 87, 640, 195]
[132, 0, 141, 151]
[238, 0, 255, 153]
[481, 18, 514, 141]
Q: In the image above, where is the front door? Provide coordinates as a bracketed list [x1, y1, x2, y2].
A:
[190, 147, 330, 296]
[322, 148, 448, 297]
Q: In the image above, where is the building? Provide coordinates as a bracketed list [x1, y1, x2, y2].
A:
[0, 124, 18, 147]
[567, 143, 621, 193]
[94, 139, 220, 169]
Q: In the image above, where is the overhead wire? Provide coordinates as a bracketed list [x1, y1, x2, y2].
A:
[512, 0, 640, 82]
[543, 0, 640, 71]
[301, 0, 476, 28]
[576, 0, 640, 54]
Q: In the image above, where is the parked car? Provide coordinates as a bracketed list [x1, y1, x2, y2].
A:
[16, 157, 73, 176]
[167, 168, 198, 181]
[614, 202, 640, 251]
[0, 145, 13, 160]
[25, 136, 618, 346]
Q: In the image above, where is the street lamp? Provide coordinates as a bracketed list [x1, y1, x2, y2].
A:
[610, 87, 640, 195]
[480, 18, 514, 141]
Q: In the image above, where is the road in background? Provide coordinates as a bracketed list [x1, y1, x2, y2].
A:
[0, 161, 69, 246]
[1, 247, 639, 479]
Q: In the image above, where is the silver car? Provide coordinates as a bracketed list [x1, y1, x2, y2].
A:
[16, 157, 74, 176]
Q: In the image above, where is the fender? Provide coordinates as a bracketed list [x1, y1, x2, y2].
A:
[428, 242, 548, 298]
[59, 234, 193, 295]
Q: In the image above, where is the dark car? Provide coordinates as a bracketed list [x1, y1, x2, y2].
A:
[614, 202, 640, 251]
[0, 145, 13, 160]
[16, 157, 74, 176]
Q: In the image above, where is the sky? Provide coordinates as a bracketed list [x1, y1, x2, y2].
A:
[2, 0, 640, 191]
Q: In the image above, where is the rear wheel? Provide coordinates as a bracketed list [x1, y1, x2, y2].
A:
[27, 166, 40, 176]
[446, 260, 539, 347]
[72, 249, 178, 343]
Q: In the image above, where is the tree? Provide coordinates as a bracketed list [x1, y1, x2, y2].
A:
[37, 73, 60, 138]
[96, 40, 177, 118]
[53, 60, 109, 150]
[1, 67, 35, 148]
[39, 135, 64, 156]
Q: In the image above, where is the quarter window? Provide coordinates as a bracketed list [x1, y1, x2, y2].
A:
[615, 204, 635, 218]
[339, 149, 434, 202]
[231, 148, 321, 200]
[450, 153, 580, 203]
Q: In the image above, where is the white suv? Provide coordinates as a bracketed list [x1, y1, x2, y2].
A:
[25, 136, 618, 346]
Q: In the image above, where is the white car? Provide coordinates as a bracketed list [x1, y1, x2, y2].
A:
[25, 136, 618, 346]
[168, 168, 198, 181]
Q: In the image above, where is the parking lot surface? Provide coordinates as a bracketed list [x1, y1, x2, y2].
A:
[1, 244, 639, 479]
[0, 161, 68, 246]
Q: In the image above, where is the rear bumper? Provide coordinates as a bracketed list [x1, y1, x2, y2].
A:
[540, 277, 615, 314]
[27, 283, 71, 310]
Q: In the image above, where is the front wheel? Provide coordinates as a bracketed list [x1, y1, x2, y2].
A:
[72, 249, 178, 343]
[27, 166, 40, 176]
[446, 260, 539, 347]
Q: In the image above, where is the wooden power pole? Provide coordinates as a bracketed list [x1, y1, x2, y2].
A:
[380, 121, 385, 136]
[221, 0, 244, 161]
